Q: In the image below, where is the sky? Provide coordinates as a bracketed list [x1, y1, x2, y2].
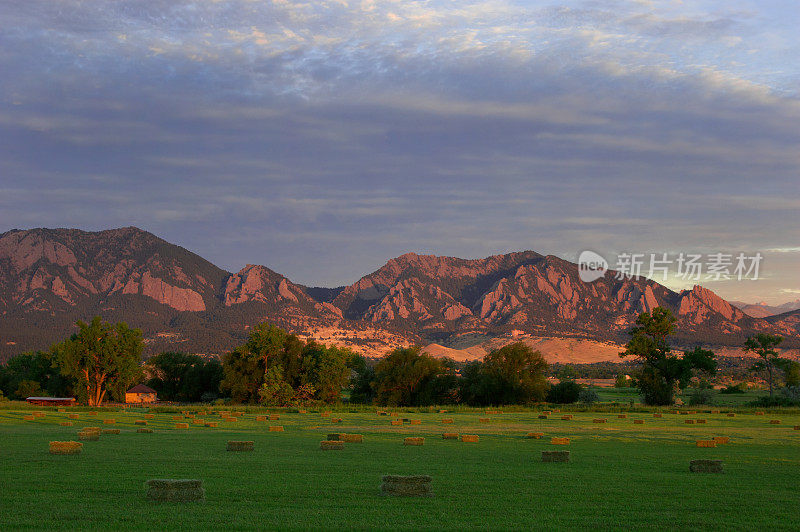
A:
[0, 0, 798, 304]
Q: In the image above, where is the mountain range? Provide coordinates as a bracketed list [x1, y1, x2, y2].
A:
[1, 227, 798, 363]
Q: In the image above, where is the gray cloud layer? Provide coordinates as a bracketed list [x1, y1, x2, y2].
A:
[1, 1, 798, 303]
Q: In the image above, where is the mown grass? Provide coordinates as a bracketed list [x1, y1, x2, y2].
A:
[1, 407, 799, 529]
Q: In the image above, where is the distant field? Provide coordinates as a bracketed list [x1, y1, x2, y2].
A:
[1, 404, 799, 529]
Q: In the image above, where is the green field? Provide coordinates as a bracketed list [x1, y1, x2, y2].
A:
[2, 405, 799, 530]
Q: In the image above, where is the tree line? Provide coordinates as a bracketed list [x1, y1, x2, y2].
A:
[0, 309, 792, 407]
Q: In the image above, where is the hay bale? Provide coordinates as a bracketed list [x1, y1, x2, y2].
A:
[442, 433, 459, 440]
[541, 450, 570, 463]
[617, 414, 627, 419]
[769, 420, 781, 425]
[561, 415, 573, 420]
[441, 418, 454, 424]
[135, 420, 148, 426]
[390, 420, 403, 426]
[696, 419, 707, 424]
[204, 422, 218, 428]
[87, 411, 97, 416]
[331, 418, 343, 423]
[60, 421, 73, 427]
[479, 418, 490, 423]
[438, 409, 447, 414]
[389, 412, 398, 417]
[713, 436, 730, 445]
[550, 437, 570, 445]
[404, 437, 425, 446]
[33, 411, 46, 418]
[23, 415, 35, 421]
[256, 415, 267, 421]
[342, 434, 363, 443]
[727, 413, 736, 417]
[58, 408, 66, 413]
[653, 413, 663, 418]
[525, 432, 544, 439]
[82, 426, 101, 433]
[175, 423, 189, 429]
[685, 419, 695, 424]
[269, 426, 284, 432]
[145, 479, 205, 502]
[226, 441, 254, 451]
[102, 428, 121, 435]
[232, 412, 244, 417]
[538, 415, 548, 419]
[592, 419, 607, 424]
[49, 441, 83, 455]
[223, 417, 236, 422]
[269, 414, 280, 421]
[543, 411, 552, 415]
[68, 413, 80, 419]
[103, 419, 115, 425]
[380, 475, 433, 497]
[145, 414, 155, 420]
[327, 433, 343, 441]
[410, 420, 421, 425]
[794, 426, 800, 431]
[78, 431, 99, 441]
[755, 411, 765, 416]
[696, 440, 716, 448]
[460, 435, 479, 443]
[710, 410, 720, 414]
[172, 416, 183, 421]
[192, 419, 204, 425]
[137, 428, 154, 433]
[690, 460, 724, 473]
[320, 440, 344, 450]
[298, 409, 307, 414]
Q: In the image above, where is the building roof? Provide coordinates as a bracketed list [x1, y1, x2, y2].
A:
[126, 384, 157, 394]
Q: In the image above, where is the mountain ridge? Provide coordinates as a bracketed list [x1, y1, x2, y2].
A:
[1, 226, 797, 361]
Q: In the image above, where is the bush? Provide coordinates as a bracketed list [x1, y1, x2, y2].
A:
[719, 383, 747, 394]
[780, 385, 800, 403]
[578, 388, 599, 404]
[688, 387, 714, 406]
[546, 381, 582, 404]
[200, 391, 218, 403]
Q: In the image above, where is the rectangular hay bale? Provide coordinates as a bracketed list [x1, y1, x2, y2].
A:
[60, 421, 73, 426]
[102, 428, 120, 435]
[525, 432, 544, 439]
[342, 434, 363, 443]
[135, 420, 148, 426]
[145, 479, 205, 502]
[689, 460, 723, 473]
[460, 435, 479, 443]
[713, 436, 729, 445]
[592, 419, 607, 424]
[68, 413, 80, 419]
[404, 437, 425, 446]
[226, 440, 254, 451]
[320, 440, 344, 450]
[696, 440, 716, 447]
[49, 441, 83, 455]
[269, 425, 284, 432]
[391, 420, 403, 426]
[380, 475, 433, 497]
[634, 419, 644, 424]
[551, 437, 570, 445]
[175, 423, 189, 429]
[205, 422, 218, 428]
[441, 419, 454, 424]
[137, 428, 154, 433]
[442, 433, 459, 440]
[541, 450, 570, 462]
[769, 420, 781, 425]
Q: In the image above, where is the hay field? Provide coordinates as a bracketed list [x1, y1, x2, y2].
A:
[1, 406, 799, 529]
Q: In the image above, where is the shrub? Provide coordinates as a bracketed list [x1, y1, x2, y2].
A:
[578, 388, 599, 404]
[546, 381, 582, 404]
[688, 388, 714, 406]
[719, 383, 747, 394]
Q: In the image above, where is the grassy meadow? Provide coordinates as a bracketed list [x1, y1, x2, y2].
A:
[1, 403, 799, 530]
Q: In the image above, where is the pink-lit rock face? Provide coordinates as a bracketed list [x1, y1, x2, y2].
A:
[139, 271, 205, 312]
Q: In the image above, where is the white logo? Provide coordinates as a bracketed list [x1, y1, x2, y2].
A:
[578, 250, 608, 283]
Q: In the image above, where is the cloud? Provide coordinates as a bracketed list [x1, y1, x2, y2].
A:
[0, 0, 797, 292]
